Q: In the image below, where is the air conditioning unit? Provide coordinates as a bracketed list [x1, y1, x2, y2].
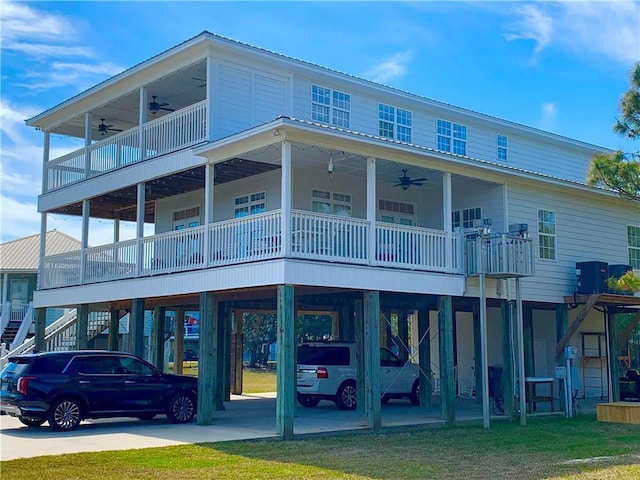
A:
[576, 261, 608, 294]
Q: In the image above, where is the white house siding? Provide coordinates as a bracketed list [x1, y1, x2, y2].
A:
[507, 180, 636, 303]
[216, 62, 287, 139]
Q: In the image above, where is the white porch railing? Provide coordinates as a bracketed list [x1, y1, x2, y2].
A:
[40, 211, 476, 288]
[0, 301, 11, 335]
[10, 303, 33, 350]
[44, 101, 207, 192]
[464, 233, 535, 277]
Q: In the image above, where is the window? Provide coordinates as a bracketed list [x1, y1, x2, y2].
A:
[497, 134, 508, 161]
[173, 207, 200, 230]
[538, 209, 556, 260]
[452, 207, 482, 229]
[235, 191, 266, 217]
[379, 199, 415, 226]
[312, 189, 351, 215]
[628, 225, 640, 269]
[312, 85, 350, 128]
[378, 103, 412, 142]
[437, 119, 466, 155]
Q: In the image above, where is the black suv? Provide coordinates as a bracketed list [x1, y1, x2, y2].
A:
[0, 350, 197, 431]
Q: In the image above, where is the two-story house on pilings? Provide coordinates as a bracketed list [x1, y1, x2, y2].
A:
[24, 31, 640, 435]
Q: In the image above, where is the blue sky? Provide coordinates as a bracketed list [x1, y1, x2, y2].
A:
[1, 0, 639, 244]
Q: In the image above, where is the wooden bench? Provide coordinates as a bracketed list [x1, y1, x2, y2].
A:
[597, 402, 640, 425]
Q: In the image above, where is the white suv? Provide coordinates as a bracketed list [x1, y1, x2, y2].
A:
[296, 341, 421, 410]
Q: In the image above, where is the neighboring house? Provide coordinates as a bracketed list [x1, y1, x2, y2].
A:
[0, 231, 79, 348]
[24, 31, 639, 433]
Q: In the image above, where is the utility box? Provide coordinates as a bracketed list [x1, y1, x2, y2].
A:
[576, 261, 608, 294]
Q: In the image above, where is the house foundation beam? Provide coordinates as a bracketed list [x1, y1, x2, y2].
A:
[108, 308, 120, 351]
[502, 300, 516, 418]
[198, 291, 217, 425]
[130, 298, 145, 357]
[438, 295, 455, 424]
[354, 297, 364, 415]
[364, 290, 381, 431]
[523, 304, 534, 377]
[398, 309, 409, 362]
[230, 309, 243, 394]
[555, 303, 569, 412]
[607, 307, 621, 402]
[216, 301, 228, 408]
[276, 284, 295, 439]
[76, 304, 89, 350]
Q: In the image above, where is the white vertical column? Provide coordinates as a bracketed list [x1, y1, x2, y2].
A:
[41, 131, 50, 193]
[139, 87, 148, 161]
[136, 182, 145, 275]
[203, 163, 215, 265]
[206, 54, 216, 141]
[366, 157, 376, 264]
[80, 200, 90, 283]
[515, 277, 527, 426]
[84, 112, 92, 179]
[443, 172, 453, 272]
[113, 213, 120, 243]
[281, 141, 292, 256]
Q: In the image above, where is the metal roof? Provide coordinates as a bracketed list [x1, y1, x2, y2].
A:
[0, 231, 81, 272]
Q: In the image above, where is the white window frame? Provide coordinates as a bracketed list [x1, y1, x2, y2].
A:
[312, 84, 350, 128]
[452, 207, 482, 229]
[378, 103, 412, 142]
[497, 134, 508, 162]
[234, 191, 266, 217]
[312, 189, 351, 215]
[378, 198, 416, 226]
[628, 225, 640, 269]
[538, 209, 556, 260]
[437, 119, 466, 155]
[172, 206, 201, 230]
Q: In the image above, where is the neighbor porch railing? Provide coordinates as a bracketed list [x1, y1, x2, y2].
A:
[44, 100, 207, 192]
[40, 210, 469, 289]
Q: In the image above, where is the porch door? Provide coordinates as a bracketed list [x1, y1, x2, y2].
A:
[10, 279, 29, 320]
[173, 213, 200, 263]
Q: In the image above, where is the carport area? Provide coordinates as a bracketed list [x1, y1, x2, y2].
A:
[1, 392, 517, 461]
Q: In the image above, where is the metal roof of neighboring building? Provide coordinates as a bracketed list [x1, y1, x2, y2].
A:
[0, 231, 81, 272]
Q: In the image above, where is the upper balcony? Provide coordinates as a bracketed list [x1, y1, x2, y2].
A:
[45, 101, 207, 193]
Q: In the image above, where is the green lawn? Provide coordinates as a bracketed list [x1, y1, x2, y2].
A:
[172, 362, 276, 394]
[2, 416, 639, 480]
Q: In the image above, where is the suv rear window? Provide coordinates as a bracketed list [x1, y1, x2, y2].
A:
[1, 355, 70, 377]
[298, 345, 350, 366]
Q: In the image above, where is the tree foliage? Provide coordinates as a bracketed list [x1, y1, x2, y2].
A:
[587, 62, 640, 202]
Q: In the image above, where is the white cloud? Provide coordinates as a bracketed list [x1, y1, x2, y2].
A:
[539, 101, 557, 131]
[16, 61, 125, 92]
[0, 1, 77, 43]
[504, 4, 553, 54]
[3, 42, 93, 59]
[504, 1, 640, 64]
[363, 51, 414, 84]
[0, 194, 41, 241]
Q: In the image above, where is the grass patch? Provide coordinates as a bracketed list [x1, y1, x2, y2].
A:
[170, 362, 276, 394]
[2, 415, 639, 479]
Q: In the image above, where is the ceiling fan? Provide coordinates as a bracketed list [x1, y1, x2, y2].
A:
[96, 118, 123, 136]
[394, 169, 428, 190]
[148, 95, 175, 115]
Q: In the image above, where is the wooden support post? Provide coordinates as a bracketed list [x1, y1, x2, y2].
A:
[523, 303, 534, 377]
[214, 301, 226, 410]
[223, 303, 231, 402]
[555, 303, 569, 412]
[198, 292, 216, 425]
[354, 297, 365, 415]
[108, 308, 120, 351]
[230, 310, 243, 394]
[418, 304, 432, 408]
[338, 306, 353, 341]
[556, 294, 601, 357]
[76, 304, 89, 350]
[473, 302, 482, 404]
[398, 310, 409, 362]
[276, 285, 295, 439]
[438, 295, 455, 424]
[34, 308, 46, 352]
[130, 299, 145, 357]
[174, 307, 184, 374]
[607, 308, 621, 402]
[502, 300, 516, 418]
[152, 306, 166, 371]
[364, 291, 381, 431]
[619, 311, 640, 347]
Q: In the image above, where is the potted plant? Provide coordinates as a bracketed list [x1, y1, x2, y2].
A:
[607, 270, 640, 295]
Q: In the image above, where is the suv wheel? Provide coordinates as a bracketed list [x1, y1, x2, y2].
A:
[19, 416, 46, 427]
[167, 393, 195, 423]
[335, 381, 357, 410]
[297, 394, 320, 408]
[49, 398, 82, 431]
[409, 379, 420, 406]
